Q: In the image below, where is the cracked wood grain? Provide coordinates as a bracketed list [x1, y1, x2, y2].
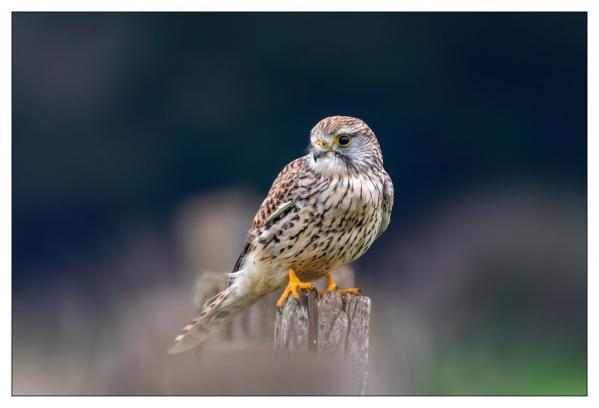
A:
[274, 290, 371, 395]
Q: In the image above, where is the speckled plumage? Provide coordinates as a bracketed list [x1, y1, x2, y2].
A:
[168, 116, 393, 354]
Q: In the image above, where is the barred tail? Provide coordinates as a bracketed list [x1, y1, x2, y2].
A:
[167, 285, 254, 354]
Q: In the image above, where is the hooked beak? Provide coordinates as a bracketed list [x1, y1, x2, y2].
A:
[312, 139, 329, 161]
[313, 149, 328, 161]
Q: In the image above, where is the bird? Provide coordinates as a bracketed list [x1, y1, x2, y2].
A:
[168, 115, 394, 354]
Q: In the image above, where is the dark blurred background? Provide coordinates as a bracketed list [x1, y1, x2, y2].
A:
[12, 12, 586, 395]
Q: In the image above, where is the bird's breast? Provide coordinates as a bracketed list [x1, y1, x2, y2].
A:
[255, 173, 384, 281]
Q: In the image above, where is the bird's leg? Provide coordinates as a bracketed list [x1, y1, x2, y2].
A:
[323, 272, 338, 292]
[319, 272, 362, 297]
[276, 267, 315, 308]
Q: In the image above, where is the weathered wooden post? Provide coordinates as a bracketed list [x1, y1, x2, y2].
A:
[179, 266, 370, 395]
[274, 289, 371, 395]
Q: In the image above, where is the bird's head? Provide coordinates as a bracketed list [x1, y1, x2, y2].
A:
[308, 115, 383, 175]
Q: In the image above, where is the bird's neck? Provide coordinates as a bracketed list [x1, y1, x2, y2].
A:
[307, 153, 381, 178]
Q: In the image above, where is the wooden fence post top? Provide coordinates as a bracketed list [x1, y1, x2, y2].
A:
[274, 289, 371, 395]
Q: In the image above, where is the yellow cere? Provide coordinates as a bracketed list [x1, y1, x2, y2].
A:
[315, 139, 328, 148]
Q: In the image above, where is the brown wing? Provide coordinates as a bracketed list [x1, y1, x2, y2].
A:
[376, 170, 394, 239]
[230, 157, 307, 277]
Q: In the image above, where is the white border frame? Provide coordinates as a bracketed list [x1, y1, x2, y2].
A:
[1, 1, 594, 407]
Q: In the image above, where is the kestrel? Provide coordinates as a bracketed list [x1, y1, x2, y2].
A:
[168, 115, 394, 353]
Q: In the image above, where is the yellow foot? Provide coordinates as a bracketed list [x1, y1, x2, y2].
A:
[336, 287, 362, 295]
[276, 267, 315, 308]
[318, 272, 362, 297]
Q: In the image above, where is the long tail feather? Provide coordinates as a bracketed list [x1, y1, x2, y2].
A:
[167, 284, 254, 354]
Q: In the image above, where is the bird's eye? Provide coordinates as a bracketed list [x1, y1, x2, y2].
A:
[336, 134, 352, 147]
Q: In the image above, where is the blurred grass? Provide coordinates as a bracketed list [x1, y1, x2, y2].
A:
[423, 337, 586, 395]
